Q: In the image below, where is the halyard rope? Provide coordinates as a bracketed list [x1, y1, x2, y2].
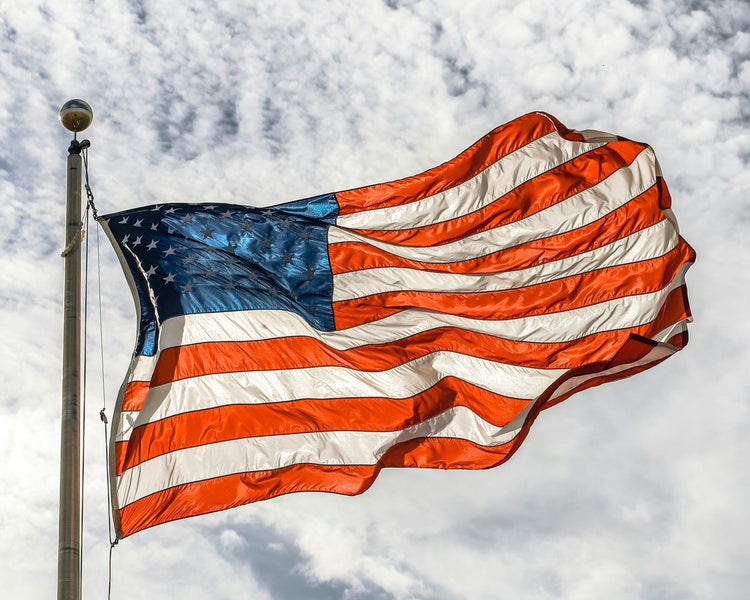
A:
[80, 147, 118, 598]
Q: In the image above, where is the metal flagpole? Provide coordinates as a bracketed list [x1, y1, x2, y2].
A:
[58, 99, 93, 600]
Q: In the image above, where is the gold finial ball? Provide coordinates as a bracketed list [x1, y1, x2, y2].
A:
[59, 99, 93, 133]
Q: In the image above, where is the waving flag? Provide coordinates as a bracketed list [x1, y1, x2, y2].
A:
[102, 112, 694, 538]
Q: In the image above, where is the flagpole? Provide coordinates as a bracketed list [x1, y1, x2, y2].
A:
[58, 99, 93, 600]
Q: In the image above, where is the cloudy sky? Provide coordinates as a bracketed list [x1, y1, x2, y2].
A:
[1, 0, 748, 598]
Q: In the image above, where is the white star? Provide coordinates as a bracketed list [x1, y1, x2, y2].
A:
[163, 273, 175, 284]
[145, 265, 157, 277]
[118, 216, 129, 224]
[152, 204, 163, 211]
[165, 207, 177, 215]
[147, 240, 158, 251]
[205, 204, 216, 211]
[150, 223, 158, 231]
[132, 235, 143, 246]
[121, 234, 130, 244]
[163, 246, 176, 257]
[134, 219, 143, 227]
[220, 209, 233, 219]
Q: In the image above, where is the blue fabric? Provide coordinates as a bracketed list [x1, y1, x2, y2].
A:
[103, 195, 339, 356]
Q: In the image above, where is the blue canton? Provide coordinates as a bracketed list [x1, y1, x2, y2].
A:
[103, 194, 338, 355]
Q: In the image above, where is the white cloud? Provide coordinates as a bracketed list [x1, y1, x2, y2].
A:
[0, 0, 748, 598]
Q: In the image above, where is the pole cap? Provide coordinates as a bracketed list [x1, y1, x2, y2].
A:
[59, 99, 93, 133]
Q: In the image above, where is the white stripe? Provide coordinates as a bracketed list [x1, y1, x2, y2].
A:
[116, 411, 139, 443]
[332, 218, 679, 302]
[328, 147, 657, 264]
[577, 129, 620, 144]
[155, 262, 690, 352]
[117, 403, 534, 506]
[123, 351, 565, 437]
[549, 342, 676, 402]
[336, 132, 605, 231]
[650, 320, 689, 345]
[131, 354, 158, 381]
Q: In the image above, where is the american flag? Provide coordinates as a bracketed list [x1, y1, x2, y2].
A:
[102, 112, 694, 538]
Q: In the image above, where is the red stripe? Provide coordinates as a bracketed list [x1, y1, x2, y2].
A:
[540, 113, 585, 142]
[116, 377, 531, 475]
[149, 283, 690, 386]
[122, 380, 149, 412]
[666, 330, 688, 349]
[336, 140, 647, 247]
[542, 356, 672, 410]
[657, 177, 672, 210]
[540, 326, 681, 408]
[335, 113, 560, 215]
[330, 183, 663, 275]
[332, 241, 695, 329]
[151, 330, 587, 383]
[115, 284, 690, 475]
[118, 434, 523, 537]
[115, 442, 126, 478]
